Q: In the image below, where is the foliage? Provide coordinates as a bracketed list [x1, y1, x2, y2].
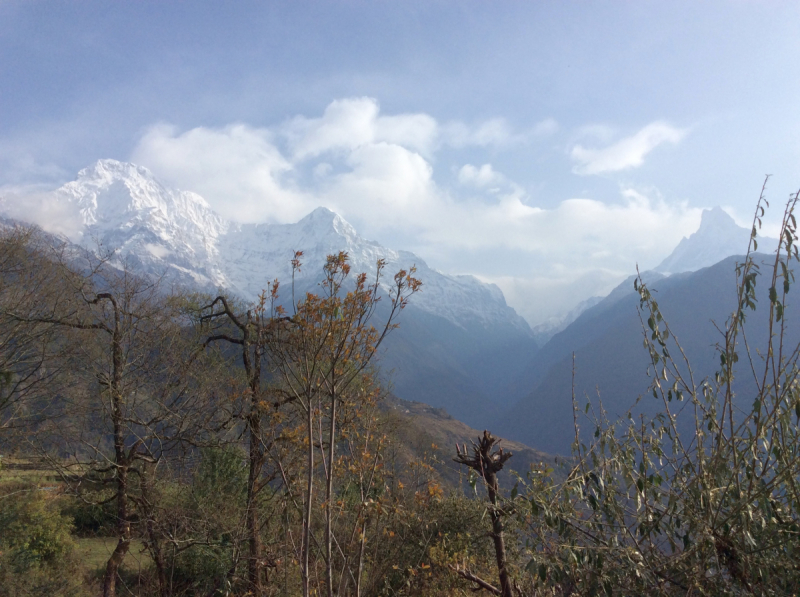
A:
[514, 182, 800, 595]
[0, 488, 74, 568]
[0, 486, 90, 597]
[165, 447, 250, 596]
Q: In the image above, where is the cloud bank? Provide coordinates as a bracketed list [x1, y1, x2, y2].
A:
[6, 98, 698, 325]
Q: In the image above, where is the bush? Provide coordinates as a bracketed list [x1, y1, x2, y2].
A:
[0, 486, 90, 597]
[62, 490, 117, 537]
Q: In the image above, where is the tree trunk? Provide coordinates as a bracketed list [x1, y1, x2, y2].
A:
[103, 465, 131, 597]
[485, 470, 512, 597]
[325, 393, 337, 597]
[150, 537, 169, 597]
[453, 432, 514, 597]
[104, 315, 130, 597]
[302, 401, 315, 597]
[141, 466, 169, 597]
[247, 406, 265, 596]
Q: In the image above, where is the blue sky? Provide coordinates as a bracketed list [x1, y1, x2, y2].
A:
[1, 1, 799, 323]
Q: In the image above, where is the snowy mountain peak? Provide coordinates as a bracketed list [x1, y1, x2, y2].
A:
[59, 159, 220, 234]
[297, 206, 359, 244]
[21, 161, 531, 334]
[698, 206, 736, 232]
[655, 206, 777, 275]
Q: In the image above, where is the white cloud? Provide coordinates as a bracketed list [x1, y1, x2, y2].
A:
[458, 163, 504, 187]
[131, 123, 314, 223]
[121, 100, 700, 325]
[374, 113, 439, 156]
[442, 117, 522, 148]
[284, 97, 380, 159]
[0, 188, 84, 240]
[283, 97, 515, 160]
[414, 187, 699, 261]
[571, 121, 688, 175]
[323, 141, 438, 224]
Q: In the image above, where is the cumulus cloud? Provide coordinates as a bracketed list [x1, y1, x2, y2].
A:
[0, 188, 84, 240]
[131, 123, 314, 223]
[283, 97, 518, 160]
[570, 121, 688, 175]
[284, 97, 381, 159]
[129, 98, 537, 229]
[323, 141, 438, 224]
[121, 99, 699, 325]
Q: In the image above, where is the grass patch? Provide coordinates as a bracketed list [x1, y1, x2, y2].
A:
[75, 537, 151, 573]
[0, 457, 61, 488]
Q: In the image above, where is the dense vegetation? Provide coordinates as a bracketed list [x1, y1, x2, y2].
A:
[1, 182, 800, 596]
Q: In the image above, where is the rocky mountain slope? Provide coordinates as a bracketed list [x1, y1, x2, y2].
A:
[383, 395, 554, 488]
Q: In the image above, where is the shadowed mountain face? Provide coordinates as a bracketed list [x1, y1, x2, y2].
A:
[496, 253, 796, 455]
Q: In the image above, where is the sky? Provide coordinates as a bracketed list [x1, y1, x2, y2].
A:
[1, 1, 799, 325]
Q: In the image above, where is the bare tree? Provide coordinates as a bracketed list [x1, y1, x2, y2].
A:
[200, 251, 419, 597]
[5, 246, 226, 597]
[454, 430, 514, 597]
[197, 287, 288, 596]
[265, 252, 420, 597]
[0, 226, 73, 430]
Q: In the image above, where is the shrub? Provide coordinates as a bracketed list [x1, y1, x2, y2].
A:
[0, 486, 90, 597]
[516, 184, 800, 595]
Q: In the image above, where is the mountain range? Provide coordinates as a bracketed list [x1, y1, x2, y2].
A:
[3, 160, 536, 427]
[0, 160, 781, 451]
[496, 252, 791, 454]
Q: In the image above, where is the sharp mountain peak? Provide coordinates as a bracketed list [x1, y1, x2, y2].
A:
[36, 159, 530, 334]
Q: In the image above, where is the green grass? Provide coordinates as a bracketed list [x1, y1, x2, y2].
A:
[75, 537, 151, 573]
[1, 457, 154, 578]
[0, 457, 61, 488]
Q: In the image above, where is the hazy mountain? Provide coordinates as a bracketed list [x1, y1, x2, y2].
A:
[3, 159, 538, 426]
[532, 296, 603, 345]
[496, 253, 796, 454]
[655, 206, 778, 274]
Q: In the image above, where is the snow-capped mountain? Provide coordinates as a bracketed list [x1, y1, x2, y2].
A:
[50, 160, 529, 333]
[655, 206, 778, 275]
[5, 159, 537, 426]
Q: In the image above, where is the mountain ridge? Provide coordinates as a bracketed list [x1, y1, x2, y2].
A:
[46, 159, 530, 334]
[1, 159, 538, 427]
